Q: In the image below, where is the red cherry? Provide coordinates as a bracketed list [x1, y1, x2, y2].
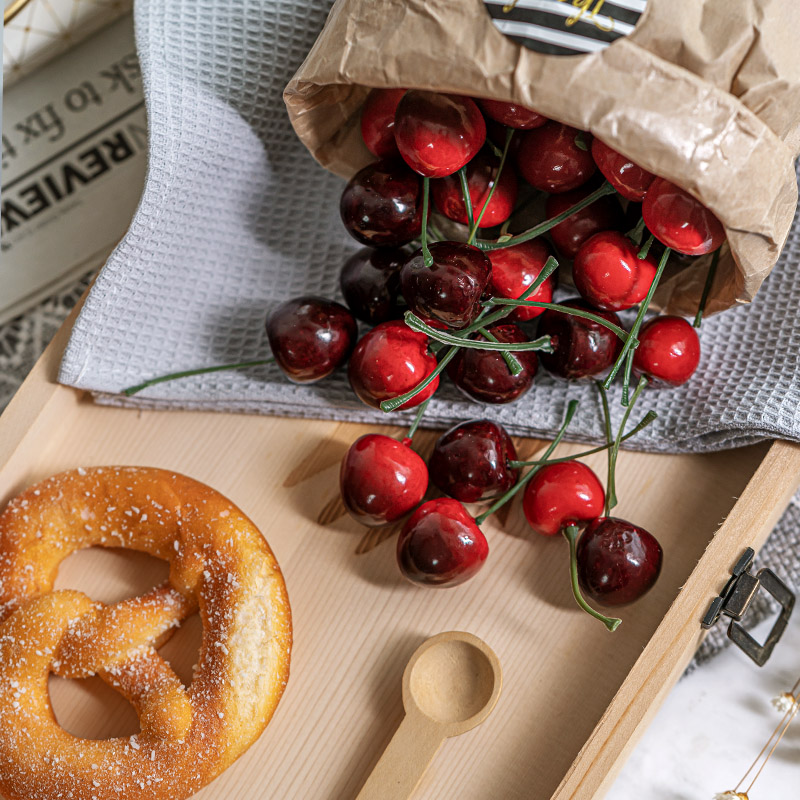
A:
[431, 152, 518, 227]
[447, 323, 539, 404]
[591, 139, 654, 202]
[642, 177, 725, 256]
[397, 498, 489, 587]
[538, 299, 624, 380]
[266, 296, 357, 384]
[428, 420, 519, 503]
[522, 462, 605, 536]
[394, 91, 486, 178]
[516, 123, 596, 193]
[340, 434, 428, 526]
[360, 88, 406, 159]
[572, 231, 657, 312]
[340, 246, 406, 325]
[478, 98, 548, 130]
[400, 241, 492, 329]
[577, 517, 663, 606]
[632, 315, 700, 387]
[340, 160, 422, 247]
[487, 240, 556, 322]
[545, 184, 625, 260]
[348, 320, 439, 410]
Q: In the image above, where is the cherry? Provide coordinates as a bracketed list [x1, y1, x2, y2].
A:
[361, 88, 406, 159]
[348, 320, 439, 410]
[487, 240, 556, 322]
[340, 160, 422, 247]
[522, 462, 605, 536]
[537, 299, 624, 380]
[428, 420, 519, 503]
[516, 123, 596, 193]
[340, 434, 428, 526]
[447, 323, 538, 404]
[397, 498, 489, 587]
[394, 91, 486, 178]
[576, 517, 663, 606]
[478, 98, 547, 130]
[590, 139, 654, 202]
[400, 241, 492, 329]
[572, 231, 657, 312]
[430, 151, 518, 227]
[632, 315, 700, 386]
[642, 177, 725, 256]
[545, 185, 625, 260]
[340, 246, 406, 324]
[266, 296, 357, 384]
[485, 118, 524, 162]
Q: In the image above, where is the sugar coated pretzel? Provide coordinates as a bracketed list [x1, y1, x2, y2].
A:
[0, 466, 292, 800]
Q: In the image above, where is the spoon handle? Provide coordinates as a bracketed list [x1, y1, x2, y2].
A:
[356, 713, 445, 800]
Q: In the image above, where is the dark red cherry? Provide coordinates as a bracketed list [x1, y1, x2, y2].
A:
[522, 462, 605, 537]
[428, 420, 519, 503]
[400, 241, 492, 329]
[642, 177, 725, 256]
[538, 299, 624, 380]
[340, 160, 422, 247]
[517, 123, 596, 193]
[340, 247, 406, 324]
[348, 320, 439, 410]
[545, 185, 625, 260]
[478, 98, 547, 130]
[394, 91, 486, 178]
[577, 517, 663, 606]
[266, 296, 357, 384]
[340, 434, 428, 526]
[573, 231, 657, 312]
[431, 152, 518, 227]
[447, 323, 538, 404]
[632, 315, 700, 387]
[397, 498, 489, 587]
[591, 139, 654, 202]
[487, 240, 556, 322]
[485, 118, 524, 162]
[361, 88, 406, 159]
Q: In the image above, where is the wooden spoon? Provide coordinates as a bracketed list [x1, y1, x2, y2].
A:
[356, 631, 502, 800]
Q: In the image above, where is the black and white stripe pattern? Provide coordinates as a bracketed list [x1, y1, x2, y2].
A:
[484, 0, 648, 56]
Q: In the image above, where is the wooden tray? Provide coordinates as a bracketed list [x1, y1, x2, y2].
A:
[2, 315, 800, 800]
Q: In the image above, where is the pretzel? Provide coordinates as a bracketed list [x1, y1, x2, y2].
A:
[0, 466, 292, 800]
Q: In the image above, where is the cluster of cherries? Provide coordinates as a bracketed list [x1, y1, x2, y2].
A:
[128, 88, 726, 629]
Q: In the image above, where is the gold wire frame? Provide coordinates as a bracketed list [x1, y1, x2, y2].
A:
[4, 0, 35, 26]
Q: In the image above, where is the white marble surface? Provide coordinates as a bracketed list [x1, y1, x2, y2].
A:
[610, 606, 800, 799]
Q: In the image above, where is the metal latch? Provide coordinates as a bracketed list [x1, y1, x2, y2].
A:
[701, 548, 795, 666]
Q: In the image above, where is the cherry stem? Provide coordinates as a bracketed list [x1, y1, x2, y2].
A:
[475, 182, 616, 251]
[468, 127, 514, 244]
[607, 375, 649, 513]
[478, 326, 523, 375]
[483, 298, 631, 341]
[693, 247, 721, 328]
[637, 233, 654, 260]
[597, 381, 615, 516]
[458, 166, 475, 232]
[507, 409, 657, 469]
[474, 399, 579, 526]
[121, 357, 275, 396]
[379, 346, 459, 413]
[563, 524, 622, 632]
[421, 176, 433, 267]
[603, 246, 671, 392]
[626, 216, 646, 246]
[406, 396, 432, 441]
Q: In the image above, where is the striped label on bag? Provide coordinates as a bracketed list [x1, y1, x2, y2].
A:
[484, 0, 649, 56]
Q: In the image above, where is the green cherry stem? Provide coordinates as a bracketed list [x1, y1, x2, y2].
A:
[626, 216, 646, 246]
[380, 346, 459, 413]
[468, 127, 514, 244]
[478, 326, 523, 375]
[693, 247, 721, 328]
[637, 233, 655, 260]
[458, 166, 475, 232]
[563, 524, 622, 632]
[607, 375, 649, 513]
[122, 358, 275, 396]
[421, 176, 433, 267]
[474, 400, 579, 526]
[475, 182, 616, 251]
[597, 380, 615, 516]
[603, 246, 671, 391]
[406, 396, 432, 441]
